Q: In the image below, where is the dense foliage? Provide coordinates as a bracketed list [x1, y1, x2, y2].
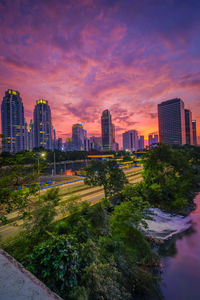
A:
[0, 152, 40, 224]
[84, 160, 128, 198]
[1, 144, 200, 299]
[140, 144, 200, 211]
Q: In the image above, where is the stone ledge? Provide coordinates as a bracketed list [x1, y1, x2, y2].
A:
[0, 248, 63, 300]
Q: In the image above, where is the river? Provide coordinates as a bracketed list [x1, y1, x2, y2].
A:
[159, 192, 200, 299]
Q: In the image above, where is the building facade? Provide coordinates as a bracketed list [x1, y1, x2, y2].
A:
[33, 99, 52, 150]
[148, 134, 158, 147]
[72, 124, 85, 151]
[90, 136, 102, 151]
[192, 120, 197, 145]
[138, 135, 144, 150]
[64, 138, 74, 151]
[185, 109, 193, 145]
[1, 89, 25, 153]
[24, 119, 28, 150]
[158, 98, 186, 145]
[123, 130, 138, 152]
[101, 109, 113, 151]
[27, 119, 34, 150]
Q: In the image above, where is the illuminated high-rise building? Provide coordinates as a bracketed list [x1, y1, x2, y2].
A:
[28, 119, 34, 150]
[33, 99, 52, 150]
[148, 134, 158, 147]
[185, 109, 193, 145]
[138, 135, 144, 150]
[123, 130, 138, 152]
[64, 137, 73, 151]
[24, 118, 28, 150]
[90, 136, 102, 151]
[1, 89, 25, 153]
[192, 120, 197, 145]
[72, 124, 85, 150]
[158, 98, 186, 145]
[57, 138, 63, 151]
[101, 109, 113, 151]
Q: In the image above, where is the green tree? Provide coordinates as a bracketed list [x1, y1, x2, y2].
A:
[84, 160, 128, 198]
[25, 235, 81, 299]
[25, 188, 60, 238]
[0, 152, 40, 224]
[141, 144, 197, 210]
[1, 188, 60, 262]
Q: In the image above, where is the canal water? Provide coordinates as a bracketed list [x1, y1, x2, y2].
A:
[159, 192, 200, 300]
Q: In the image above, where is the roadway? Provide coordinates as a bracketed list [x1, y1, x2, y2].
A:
[0, 167, 143, 240]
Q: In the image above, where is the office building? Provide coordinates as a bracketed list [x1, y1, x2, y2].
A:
[185, 109, 193, 145]
[57, 138, 63, 151]
[90, 136, 102, 151]
[192, 120, 197, 145]
[138, 135, 144, 150]
[101, 109, 113, 151]
[158, 98, 186, 145]
[24, 119, 28, 150]
[64, 138, 73, 151]
[52, 128, 56, 150]
[83, 130, 91, 151]
[33, 99, 52, 150]
[72, 124, 85, 150]
[148, 134, 158, 147]
[1, 89, 25, 153]
[27, 119, 34, 150]
[123, 130, 138, 152]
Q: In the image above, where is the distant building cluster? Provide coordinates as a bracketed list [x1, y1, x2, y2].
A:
[1, 90, 198, 153]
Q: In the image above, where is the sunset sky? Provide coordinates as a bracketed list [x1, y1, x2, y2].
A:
[0, 0, 200, 146]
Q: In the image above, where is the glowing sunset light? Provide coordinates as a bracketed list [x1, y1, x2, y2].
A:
[0, 0, 200, 146]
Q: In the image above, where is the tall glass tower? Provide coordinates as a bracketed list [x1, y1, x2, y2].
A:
[185, 109, 193, 145]
[192, 120, 197, 145]
[101, 109, 112, 151]
[158, 98, 186, 145]
[1, 89, 25, 153]
[33, 100, 52, 150]
[72, 124, 84, 150]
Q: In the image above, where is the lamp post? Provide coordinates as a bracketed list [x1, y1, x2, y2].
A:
[37, 152, 46, 199]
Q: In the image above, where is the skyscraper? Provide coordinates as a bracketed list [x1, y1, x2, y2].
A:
[101, 109, 112, 151]
[72, 124, 85, 150]
[1, 89, 25, 153]
[158, 98, 186, 145]
[185, 109, 193, 145]
[34, 99, 52, 150]
[123, 130, 138, 152]
[192, 120, 197, 145]
[64, 138, 73, 151]
[52, 128, 57, 150]
[24, 118, 28, 150]
[138, 135, 144, 150]
[28, 119, 34, 150]
[57, 138, 63, 151]
[148, 134, 158, 147]
[90, 136, 102, 151]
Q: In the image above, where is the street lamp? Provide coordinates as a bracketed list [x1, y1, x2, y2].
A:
[36, 152, 46, 199]
[37, 152, 46, 175]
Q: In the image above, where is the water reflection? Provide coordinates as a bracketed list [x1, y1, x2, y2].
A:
[160, 193, 200, 300]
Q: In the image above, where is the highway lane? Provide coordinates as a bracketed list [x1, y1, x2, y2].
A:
[0, 168, 143, 240]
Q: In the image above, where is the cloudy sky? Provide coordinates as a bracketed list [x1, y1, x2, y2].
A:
[0, 0, 200, 145]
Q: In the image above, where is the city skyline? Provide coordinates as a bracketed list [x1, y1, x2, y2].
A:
[0, 1, 200, 146]
[1, 88, 199, 151]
